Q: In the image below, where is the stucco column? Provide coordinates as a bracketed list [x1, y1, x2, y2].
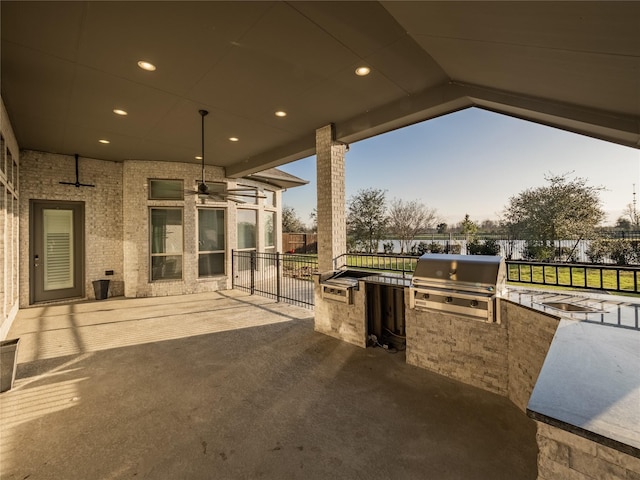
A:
[316, 124, 346, 272]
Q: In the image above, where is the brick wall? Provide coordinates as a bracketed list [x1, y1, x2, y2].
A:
[405, 296, 560, 405]
[313, 275, 366, 347]
[504, 301, 559, 412]
[536, 422, 640, 479]
[19, 150, 124, 304]
[316, 124, 346, 272]
[122, 160, 229, 297]
[18, 152, 282, 303]
[405, 292, 509, 395]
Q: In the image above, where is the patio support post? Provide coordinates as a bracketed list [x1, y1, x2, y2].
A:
[316, 124, 347, 272]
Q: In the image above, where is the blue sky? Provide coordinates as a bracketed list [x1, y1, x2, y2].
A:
[279, 108, 640, 229]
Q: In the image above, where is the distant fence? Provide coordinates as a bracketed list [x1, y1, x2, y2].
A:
[380, 231, 640, 266]
[283, 233, 317, 254]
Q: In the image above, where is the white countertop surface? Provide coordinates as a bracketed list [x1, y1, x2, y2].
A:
[505, 288, 640, 456]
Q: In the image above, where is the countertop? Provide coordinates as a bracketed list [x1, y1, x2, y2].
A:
[505, 288, 640, 457]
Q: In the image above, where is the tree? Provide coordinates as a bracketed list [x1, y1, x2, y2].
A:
[436, 222, 448, 234]
[622, 203, 640, 230]
[347, 188, 387, 253]
[502, 173, 605, 261]
[309, 208, 317, 233]
[387, 199, 437, 254]
[460, 214, 478, 238]
[282, 206, 306, 233]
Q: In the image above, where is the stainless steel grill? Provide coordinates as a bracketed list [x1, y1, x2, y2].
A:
[320, 270, 370, 304]
[409, 254, 506, 323]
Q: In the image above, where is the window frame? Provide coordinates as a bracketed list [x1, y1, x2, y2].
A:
[197, 207, 226, 277]
[148, 179, 184, 200]
[149, 207, 184, 281]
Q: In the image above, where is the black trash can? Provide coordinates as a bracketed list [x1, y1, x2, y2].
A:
[1, 338, 20, 393]
[92, 279, 110, 300]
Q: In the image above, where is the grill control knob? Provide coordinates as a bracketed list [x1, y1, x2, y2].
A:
[470, 300, 479, 308]
[422, 293, 429, 300]
[445, 296, 453, 304]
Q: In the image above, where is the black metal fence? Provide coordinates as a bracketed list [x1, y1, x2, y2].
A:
[232, 250, 640, 307]
[506, 261, 640, 294]
[231, 250, 317, 308]
[333, 253, 417, 278]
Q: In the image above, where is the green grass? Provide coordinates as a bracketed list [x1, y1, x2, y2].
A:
[507, 264, 639, 295]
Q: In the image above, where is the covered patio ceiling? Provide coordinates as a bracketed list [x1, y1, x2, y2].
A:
[1, 1, 638, 179]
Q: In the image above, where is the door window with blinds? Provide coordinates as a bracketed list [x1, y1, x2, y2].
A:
[43, 209, 75, 290]
[198, 208, 225, 277]
[150, 208, 183, 280]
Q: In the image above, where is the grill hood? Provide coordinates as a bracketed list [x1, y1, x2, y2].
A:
[411, 254, 506, 294]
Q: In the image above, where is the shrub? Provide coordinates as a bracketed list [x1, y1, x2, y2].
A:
[468, 239, 500, 256]
[586, 238, 608, 263]
[523, 242, 555, 262]
[608, 238, 636, 265]
[427, 242, 442, 254]
[382, 241, 394, 254]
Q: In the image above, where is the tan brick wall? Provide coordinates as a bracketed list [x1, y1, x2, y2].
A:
[405, 291, 509, 395]
[313, 275, 366, 347]
[122, 160, 229, 297]
[504, 300, 559, 412]
[19, 150, 124, 304]
[18, 152, 283, 303]
[316, 124, 346, 272]
[536, 422, 640, 480]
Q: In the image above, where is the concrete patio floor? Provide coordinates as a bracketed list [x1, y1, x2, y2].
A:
[1, 290, 538, 479]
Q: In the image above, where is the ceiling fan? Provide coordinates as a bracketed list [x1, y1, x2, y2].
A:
[187, 109, 266, 203]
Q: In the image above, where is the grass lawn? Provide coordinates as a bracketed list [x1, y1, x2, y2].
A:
[507, 264, 639, 295]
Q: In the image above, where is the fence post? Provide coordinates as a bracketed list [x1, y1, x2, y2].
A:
[231, 250, 235, 289]
[276, 252, 282, 302]
[250, 251, 256, 295]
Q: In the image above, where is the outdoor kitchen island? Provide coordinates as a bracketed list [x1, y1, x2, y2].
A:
[313, 257, 640, 479]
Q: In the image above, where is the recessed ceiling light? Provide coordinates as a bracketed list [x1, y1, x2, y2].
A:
[137, 60, 156, 71]
[229, 137, 239, 142]
[195, 155, 203, 160]
[355, 66, 371, 76]
[275, 111, 287, 117]
[113, 109, 128, 116]
[99, 139, 110, 144]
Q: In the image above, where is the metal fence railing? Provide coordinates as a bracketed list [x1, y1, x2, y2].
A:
[506, 261, 640, 294]
[231, 250, 317, 308]
[232, 250, 640, 307]
[333, 253, 417, 278]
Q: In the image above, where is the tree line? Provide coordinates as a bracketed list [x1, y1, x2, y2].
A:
[283, 173, 640, 264]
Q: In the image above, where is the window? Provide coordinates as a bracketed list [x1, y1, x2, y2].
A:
[264, 211, 276, 253]
[150, 208, 183, 280]
[237, 209, 257, 250]
[237, 209, 257, 271]
[198, 208, 225, 277]
[263, 190, 275, 208]
[149, 179, 184, 200]
[237, 184, 258, 205]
